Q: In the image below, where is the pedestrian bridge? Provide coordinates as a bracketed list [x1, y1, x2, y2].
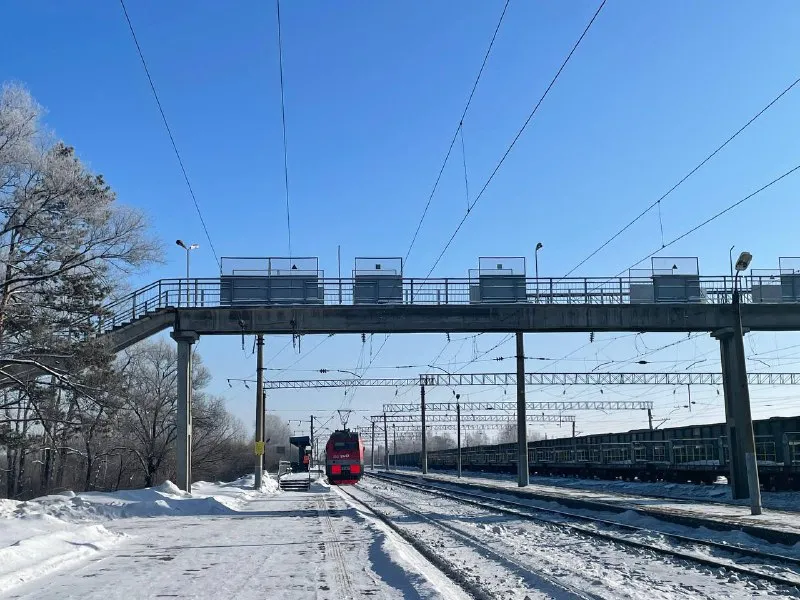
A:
[8, 272, 799, 496]
[89, 274, 800, 352]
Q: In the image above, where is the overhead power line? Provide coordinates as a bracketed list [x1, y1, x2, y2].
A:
[275, 0, 292, 257]
[118, 0, 221, 268]
[562, 74, 800, 278]
[620, 161, 800, 276]
[424, 0, 607, 278]
[404, 0, 512, 265]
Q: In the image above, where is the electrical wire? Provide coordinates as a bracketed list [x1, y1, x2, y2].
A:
[423, 0, 606, 279]
[561, 74, 800, 278]
[118, 0, 221, 268]
[404, 0, 511, 265]
[621, 161, 800, 275]
[275, 0, 292, 256]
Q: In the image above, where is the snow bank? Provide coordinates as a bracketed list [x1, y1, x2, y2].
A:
[0, 474, 279, 593]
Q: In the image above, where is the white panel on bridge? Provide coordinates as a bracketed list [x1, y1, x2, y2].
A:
[219, 257, 323, 305]
[630, 257, 705, 304]
[780, 257, 800, 302]
[469, 257, 527, 304]
[751, 258, 800, 304]
[353, 257, 403, 304]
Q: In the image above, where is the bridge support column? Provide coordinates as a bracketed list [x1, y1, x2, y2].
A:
[713, 323, 762, 513]
[516, 332, 529, 487]
[171, 330, 198, 493]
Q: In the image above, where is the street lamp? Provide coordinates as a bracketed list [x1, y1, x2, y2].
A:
[535, 242, 543, 303]
[176, 240, 199, 306]
[732, 250, 762, 515]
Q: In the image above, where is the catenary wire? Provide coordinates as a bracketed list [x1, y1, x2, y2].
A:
[275, 0, 292, 256]
[560, 74, 800, 279]
[423, 0, 607, 279]
[118, 0, 221, 268]
[404, 0, 512, 265]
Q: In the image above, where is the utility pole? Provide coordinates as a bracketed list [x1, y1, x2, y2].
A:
[516, 332, 529, 487]
[648, 408, 653, 430]
[371, 421, 375, 470]
[420, 384, 428, 475]
[254, 335, 265, 490]
[571, 419, 577, 460]
[392, 424, 397, 470]
[383, 413, 389, 472]
[310, 415, 314, 470]
[456, 402, 462, 478]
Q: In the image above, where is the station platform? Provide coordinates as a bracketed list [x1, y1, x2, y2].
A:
[380, 469, 800, 544]
[3, 477, 464, 600]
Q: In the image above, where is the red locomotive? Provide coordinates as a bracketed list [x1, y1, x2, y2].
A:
[325, 429, 364, 485]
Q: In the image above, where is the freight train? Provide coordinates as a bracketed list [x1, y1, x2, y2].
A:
[395, 415, 800, 491]
[325, 429, 365, 485]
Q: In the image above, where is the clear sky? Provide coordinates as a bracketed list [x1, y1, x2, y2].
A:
[3, 1, 800, 442]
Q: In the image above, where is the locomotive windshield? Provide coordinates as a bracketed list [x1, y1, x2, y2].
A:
[333, 441, 358, 450]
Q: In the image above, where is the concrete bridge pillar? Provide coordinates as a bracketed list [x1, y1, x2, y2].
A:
[712, 323, 761, 513]
[516, 332, 529, 487]
[171, 330, 199, 492]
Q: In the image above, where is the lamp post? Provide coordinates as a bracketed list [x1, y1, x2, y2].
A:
[729, 245, 735, 301]
[733, 251, 762, 515]
[176, 240, 199, 306]
[535, 242, 543, 303]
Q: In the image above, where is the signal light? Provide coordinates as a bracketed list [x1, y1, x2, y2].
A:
[331, 464, 342, 475]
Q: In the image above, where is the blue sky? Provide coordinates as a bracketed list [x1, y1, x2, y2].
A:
[4, 1, 800, 440]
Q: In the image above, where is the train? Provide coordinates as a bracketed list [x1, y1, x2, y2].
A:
[395, 415, 800, 491]
[325, 429, 365, 485]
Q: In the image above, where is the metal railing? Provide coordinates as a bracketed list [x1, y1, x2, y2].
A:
[84, 274, 799, 336]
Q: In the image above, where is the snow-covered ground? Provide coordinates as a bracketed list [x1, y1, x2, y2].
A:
[3, 470, 799, 599]
[353, 478, 800, 599]
[392, 468, 800, 535]
[0, 473, 467, 599]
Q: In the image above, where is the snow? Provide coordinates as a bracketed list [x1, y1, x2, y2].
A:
[0, 473, 467, 599]
[3, 468, 799, 598]
[353, 477, 800, 599]
[394, 467, 800, 533]
[398, 467, 800, 511]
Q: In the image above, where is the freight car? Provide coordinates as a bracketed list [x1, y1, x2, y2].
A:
[395, 415, 800, 491]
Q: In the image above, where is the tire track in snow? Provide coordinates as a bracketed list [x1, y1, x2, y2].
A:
[316, 496, 355, 598]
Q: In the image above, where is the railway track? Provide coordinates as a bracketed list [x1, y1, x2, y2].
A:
[390, 470, 800, 545]
[367, 472, 800, 591]
[336, 483, 603, 600]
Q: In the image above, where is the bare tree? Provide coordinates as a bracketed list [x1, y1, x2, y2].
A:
[116, 340, 209, 487]
[0, 82, 160, 388]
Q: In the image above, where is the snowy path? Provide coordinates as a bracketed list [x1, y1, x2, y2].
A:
[1, 480, 467, 600]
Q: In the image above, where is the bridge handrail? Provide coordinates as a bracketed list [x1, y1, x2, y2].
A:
[79, 274, 798, 337]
